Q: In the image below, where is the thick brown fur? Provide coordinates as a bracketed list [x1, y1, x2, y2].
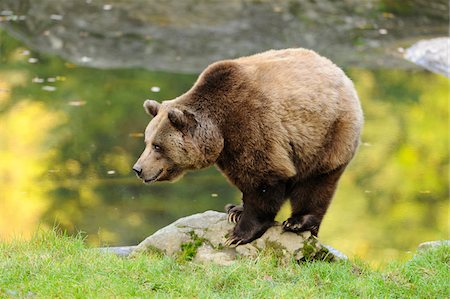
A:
[133, 48, 363, 245]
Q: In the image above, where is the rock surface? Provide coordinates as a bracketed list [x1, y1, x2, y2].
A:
[129, 210, 346, 265]
[417, 240, 450, 251]
[97, 246, 137, 257]
[405, 37, 450, 78]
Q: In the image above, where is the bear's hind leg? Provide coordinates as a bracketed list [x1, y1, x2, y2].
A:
[283, 165, 346, 236]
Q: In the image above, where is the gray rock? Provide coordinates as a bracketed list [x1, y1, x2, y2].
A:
[418, 240, 450, 251]
[195, 244, 236, 266]
[324, 245, 349, 260]
[97, 246, 137, 257]
[130, 210, 346, 265]
[405, 37, 450, 78]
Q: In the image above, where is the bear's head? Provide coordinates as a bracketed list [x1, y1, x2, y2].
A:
[133, 99, 223, 184]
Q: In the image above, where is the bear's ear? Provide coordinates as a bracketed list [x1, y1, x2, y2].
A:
[143, 99, 160, 117]
[168, 108, 197, 135]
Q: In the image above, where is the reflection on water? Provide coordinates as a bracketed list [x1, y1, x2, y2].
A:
[0, 29, 448, 263]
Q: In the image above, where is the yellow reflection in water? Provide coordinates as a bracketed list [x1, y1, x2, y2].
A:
[0, 74, 66, 240]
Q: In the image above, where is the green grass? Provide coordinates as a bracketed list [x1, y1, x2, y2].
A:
[0, 230, 449, 298]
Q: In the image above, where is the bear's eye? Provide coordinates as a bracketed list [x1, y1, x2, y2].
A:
[152, 144, 162, 152]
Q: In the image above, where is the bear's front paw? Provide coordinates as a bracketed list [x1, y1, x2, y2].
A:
[224, 233, 251, 247]
[225, 204, 243, 224]
[224, 217, 274, 247]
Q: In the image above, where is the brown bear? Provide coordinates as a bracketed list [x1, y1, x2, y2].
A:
[133, 48, 363, 246]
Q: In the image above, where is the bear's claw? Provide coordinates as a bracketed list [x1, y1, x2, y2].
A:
[282, 219, 301, 231]
[225, 204, 243, 224]
[227, 212, 241, 224]
[224, 237, 244, 247]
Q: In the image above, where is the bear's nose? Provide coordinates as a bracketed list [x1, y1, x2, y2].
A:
[132, 164, 142, 177]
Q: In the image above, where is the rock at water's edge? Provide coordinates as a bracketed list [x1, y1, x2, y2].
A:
[404, 37, 450, 78]
[418, 240, 450, 251]
[128, 210, 346, 265]
[97, 246, 137, 257]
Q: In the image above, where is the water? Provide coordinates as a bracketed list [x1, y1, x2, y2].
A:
[0, 2, 448, 263]
[1, 0, 448, 72]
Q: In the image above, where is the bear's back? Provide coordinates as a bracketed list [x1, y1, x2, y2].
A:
[233, 48, 356, 115]
[231, 49, 363, 175]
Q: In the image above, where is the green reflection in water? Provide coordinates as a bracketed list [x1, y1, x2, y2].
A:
[0, 29, 448, 263]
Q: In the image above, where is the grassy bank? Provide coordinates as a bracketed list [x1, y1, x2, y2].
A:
[1, 231, 449, 298]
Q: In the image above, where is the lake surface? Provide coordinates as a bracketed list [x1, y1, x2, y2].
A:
[0, 1, 448, 263]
